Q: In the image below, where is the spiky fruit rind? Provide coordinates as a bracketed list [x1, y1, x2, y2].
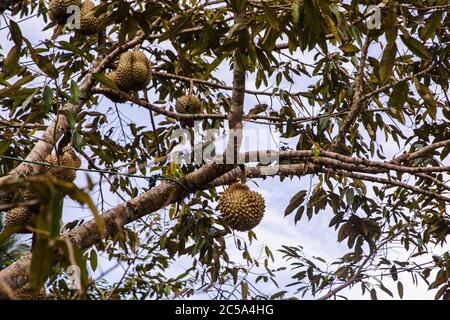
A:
[175, 95, 202, 114]
[133, 51, 153, 84]
[5, 207, 37, 233]
[79, 0, 98, 35]
[15, 286, 46, 300]
[103, 71, 129, 103]
[0, 187, 36, 212]
[62, 146, 82, 168]
[116, 51, 152, 91]
[48, 0, 81, 25]
[0, 191, 13, 206]
[218, 183, 265, 231]
[44, 147, 81, 182]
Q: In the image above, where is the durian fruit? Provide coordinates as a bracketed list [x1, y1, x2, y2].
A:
[14, 286, 46, 300]
[217, 183, 265, 231]
[115, 51, 152, 91]
[175, 95, 202, 114]
[1, 187, 37, 213]
[48, 0, 81, 25]
[0, 191, 13, 212]
[44, 146, 81, 182]
[175, 95, 203, 127]
[103, 71, 129, 103]
[62, 145, 82, 168]
[79, 0, 98, 35]
[4, 207, 37, 233]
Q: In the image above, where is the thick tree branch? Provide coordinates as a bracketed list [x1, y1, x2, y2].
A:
[0, 162, 234, 299]
[0, 32, 149, 187]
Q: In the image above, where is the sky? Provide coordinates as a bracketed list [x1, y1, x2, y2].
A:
[0, 1, 448, 300]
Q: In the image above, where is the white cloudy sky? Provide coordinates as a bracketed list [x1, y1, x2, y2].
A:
[1, 2, 447, 300]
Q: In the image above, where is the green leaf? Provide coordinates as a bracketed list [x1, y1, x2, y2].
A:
[397, 281, 404, 299]
[414, 78, 437, 109]
[43, 86, 53, 114]
[93, 73, 119, 90]
[419, 12, 442, 41]
[378, 43, 396, 83]
[241, 281, 248, 300]
[294, 206, 305, 224]
[390, 265, 398, 281]
[370, 288, 378, 300]
[64, 110, 76, 130]
[89, 250, 98, 271]
[388, 81, 408, 110]
[21, 89, 38, 109]
[4, 46, 20, 75]
[24, 39, 58, 78]
[285, 190, 307, 216]
[384, 7, 398, 44]
[48, 189, 64, 239]
[400, 35, 431, 60]
[435, 284, 448, 300]
[70, 80, 80, 104]
[29, 234, 55, 291]
[230, 0, 247, 13]
[0, 73, 35, 97]
[69, 189, 105, 238]
[262, 3, 280, 30]
[379, 284, 393, 297]
[291, 2, 300, 24]
[0, 139, 12, 155]
[318, 116, 329, 134]
[73, 131, 82, 150]
[9, 20, 23, 47]
[270, 290, 287, 299]
[339, 43, 359, 56]
[247, 104, 267, 117]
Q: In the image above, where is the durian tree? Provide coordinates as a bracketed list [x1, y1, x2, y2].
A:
[0, 0, 449, 300]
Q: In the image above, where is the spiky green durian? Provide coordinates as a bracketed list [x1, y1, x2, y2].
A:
[79, 0, 98, 35]
[15, 286, 46, 300]
[48, 0, 81, 25]
[175, 95, 202, 114]
[103, 71, 129, 103]
[5, 207, 37, 233]
[115, 51, 152, 91]
[43, 147, 81, 182]
[62, 146, 82, 168]
[217, 183, 265, 231]
[0, 191, 13, 211]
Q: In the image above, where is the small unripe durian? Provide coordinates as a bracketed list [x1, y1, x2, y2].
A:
[116, 51, 152, 91]
[175, 95, 202, 114]
[15, 286, 46, 300]
[48, 0, 81, 25]
[0, 191, 13, 212]
[79, 0, 98, 35]
[43, 147, 81, 182]
[5, 207, 37, 233]
[217, 183, 265, 231]
[103, 71, 130, 103]
[176, 95, 203, 127]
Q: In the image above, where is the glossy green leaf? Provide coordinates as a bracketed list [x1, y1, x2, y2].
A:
[400, 35, 431, 60]
[419, 12, 442, 41]
[4, 45, 20, 75]
[43, 86, 53, 114]
[378, 43, 396, 83]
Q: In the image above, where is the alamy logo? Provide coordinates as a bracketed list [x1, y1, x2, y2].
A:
[66, 265, 81, 290]
[366, 5, 382, 30]
[169, 123, 280, 176]
[65, 5, 81, 31]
